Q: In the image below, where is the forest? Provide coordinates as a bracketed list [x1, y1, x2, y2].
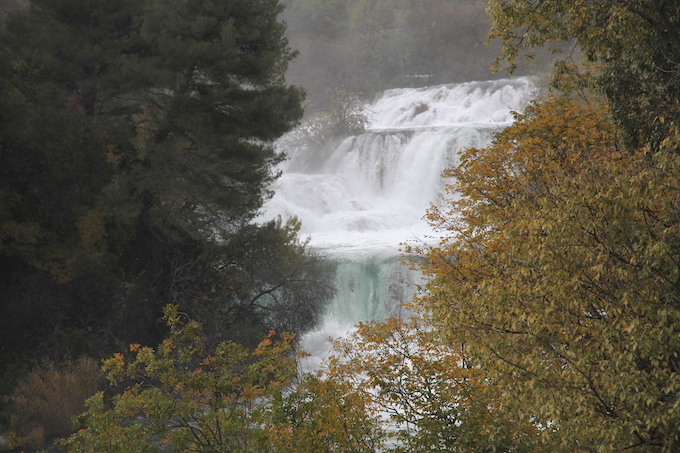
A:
[0, 0, 679, 452]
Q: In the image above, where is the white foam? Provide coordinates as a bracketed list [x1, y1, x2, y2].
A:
[260, 77, 538, 364]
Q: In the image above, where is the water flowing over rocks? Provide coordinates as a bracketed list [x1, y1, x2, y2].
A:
[260, 77, 539, 368]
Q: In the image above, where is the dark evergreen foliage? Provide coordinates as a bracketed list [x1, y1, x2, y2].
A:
[0, 0, 331, 387]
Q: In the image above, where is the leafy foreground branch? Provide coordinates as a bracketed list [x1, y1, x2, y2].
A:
[58, 304, 541, 453]
[324, 311, 543, 453]
[59, 305, 382, 453]
[60, 305, 296, 452]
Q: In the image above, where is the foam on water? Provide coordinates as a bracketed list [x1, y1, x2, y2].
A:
[259, 77, 539, 367]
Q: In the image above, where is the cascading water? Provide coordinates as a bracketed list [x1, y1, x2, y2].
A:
[260, 77, 539, 368]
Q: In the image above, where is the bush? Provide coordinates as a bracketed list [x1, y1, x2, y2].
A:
[7, 357, 102, 448]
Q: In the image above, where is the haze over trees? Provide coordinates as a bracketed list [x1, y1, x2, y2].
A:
[281, 0, 519, 113]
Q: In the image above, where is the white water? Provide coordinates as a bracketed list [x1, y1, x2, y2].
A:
[260, 77, 538, 368]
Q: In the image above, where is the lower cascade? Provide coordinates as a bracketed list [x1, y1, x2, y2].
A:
[260, 77, 539, 366]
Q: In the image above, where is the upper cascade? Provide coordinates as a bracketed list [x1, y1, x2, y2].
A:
[261, 77, 540, 256]
[367, 77, 537, 130]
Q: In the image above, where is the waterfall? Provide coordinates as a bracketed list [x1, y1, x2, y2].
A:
[260, 77, 539, 368]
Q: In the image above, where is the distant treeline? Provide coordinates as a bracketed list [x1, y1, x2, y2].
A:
[281, 0, 551, 113]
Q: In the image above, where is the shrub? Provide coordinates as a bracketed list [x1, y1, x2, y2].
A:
[7, 357, 102, 448]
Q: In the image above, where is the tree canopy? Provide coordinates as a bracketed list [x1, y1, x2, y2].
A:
[60, 305, 384, 453]
[410, 2, 680, 451]
[61, 305, 300, 453]
[488, 0, 680, 149]
[61, 305, 542, 453]
[414, 93, 680, 451]
[325, 311, 542, 452]
[0, 0, 332, 385]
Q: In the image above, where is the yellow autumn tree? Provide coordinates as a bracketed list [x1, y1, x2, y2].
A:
[59, 305, 384, 453]
[487, 0, 680, 151]
[323, 309, 543, 452]
[264, 374, 384, 453]
[60, 305, 299, 453]
[413, 93, 680, 452]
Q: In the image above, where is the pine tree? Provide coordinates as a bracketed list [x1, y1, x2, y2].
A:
[0, 0, 330, 378]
